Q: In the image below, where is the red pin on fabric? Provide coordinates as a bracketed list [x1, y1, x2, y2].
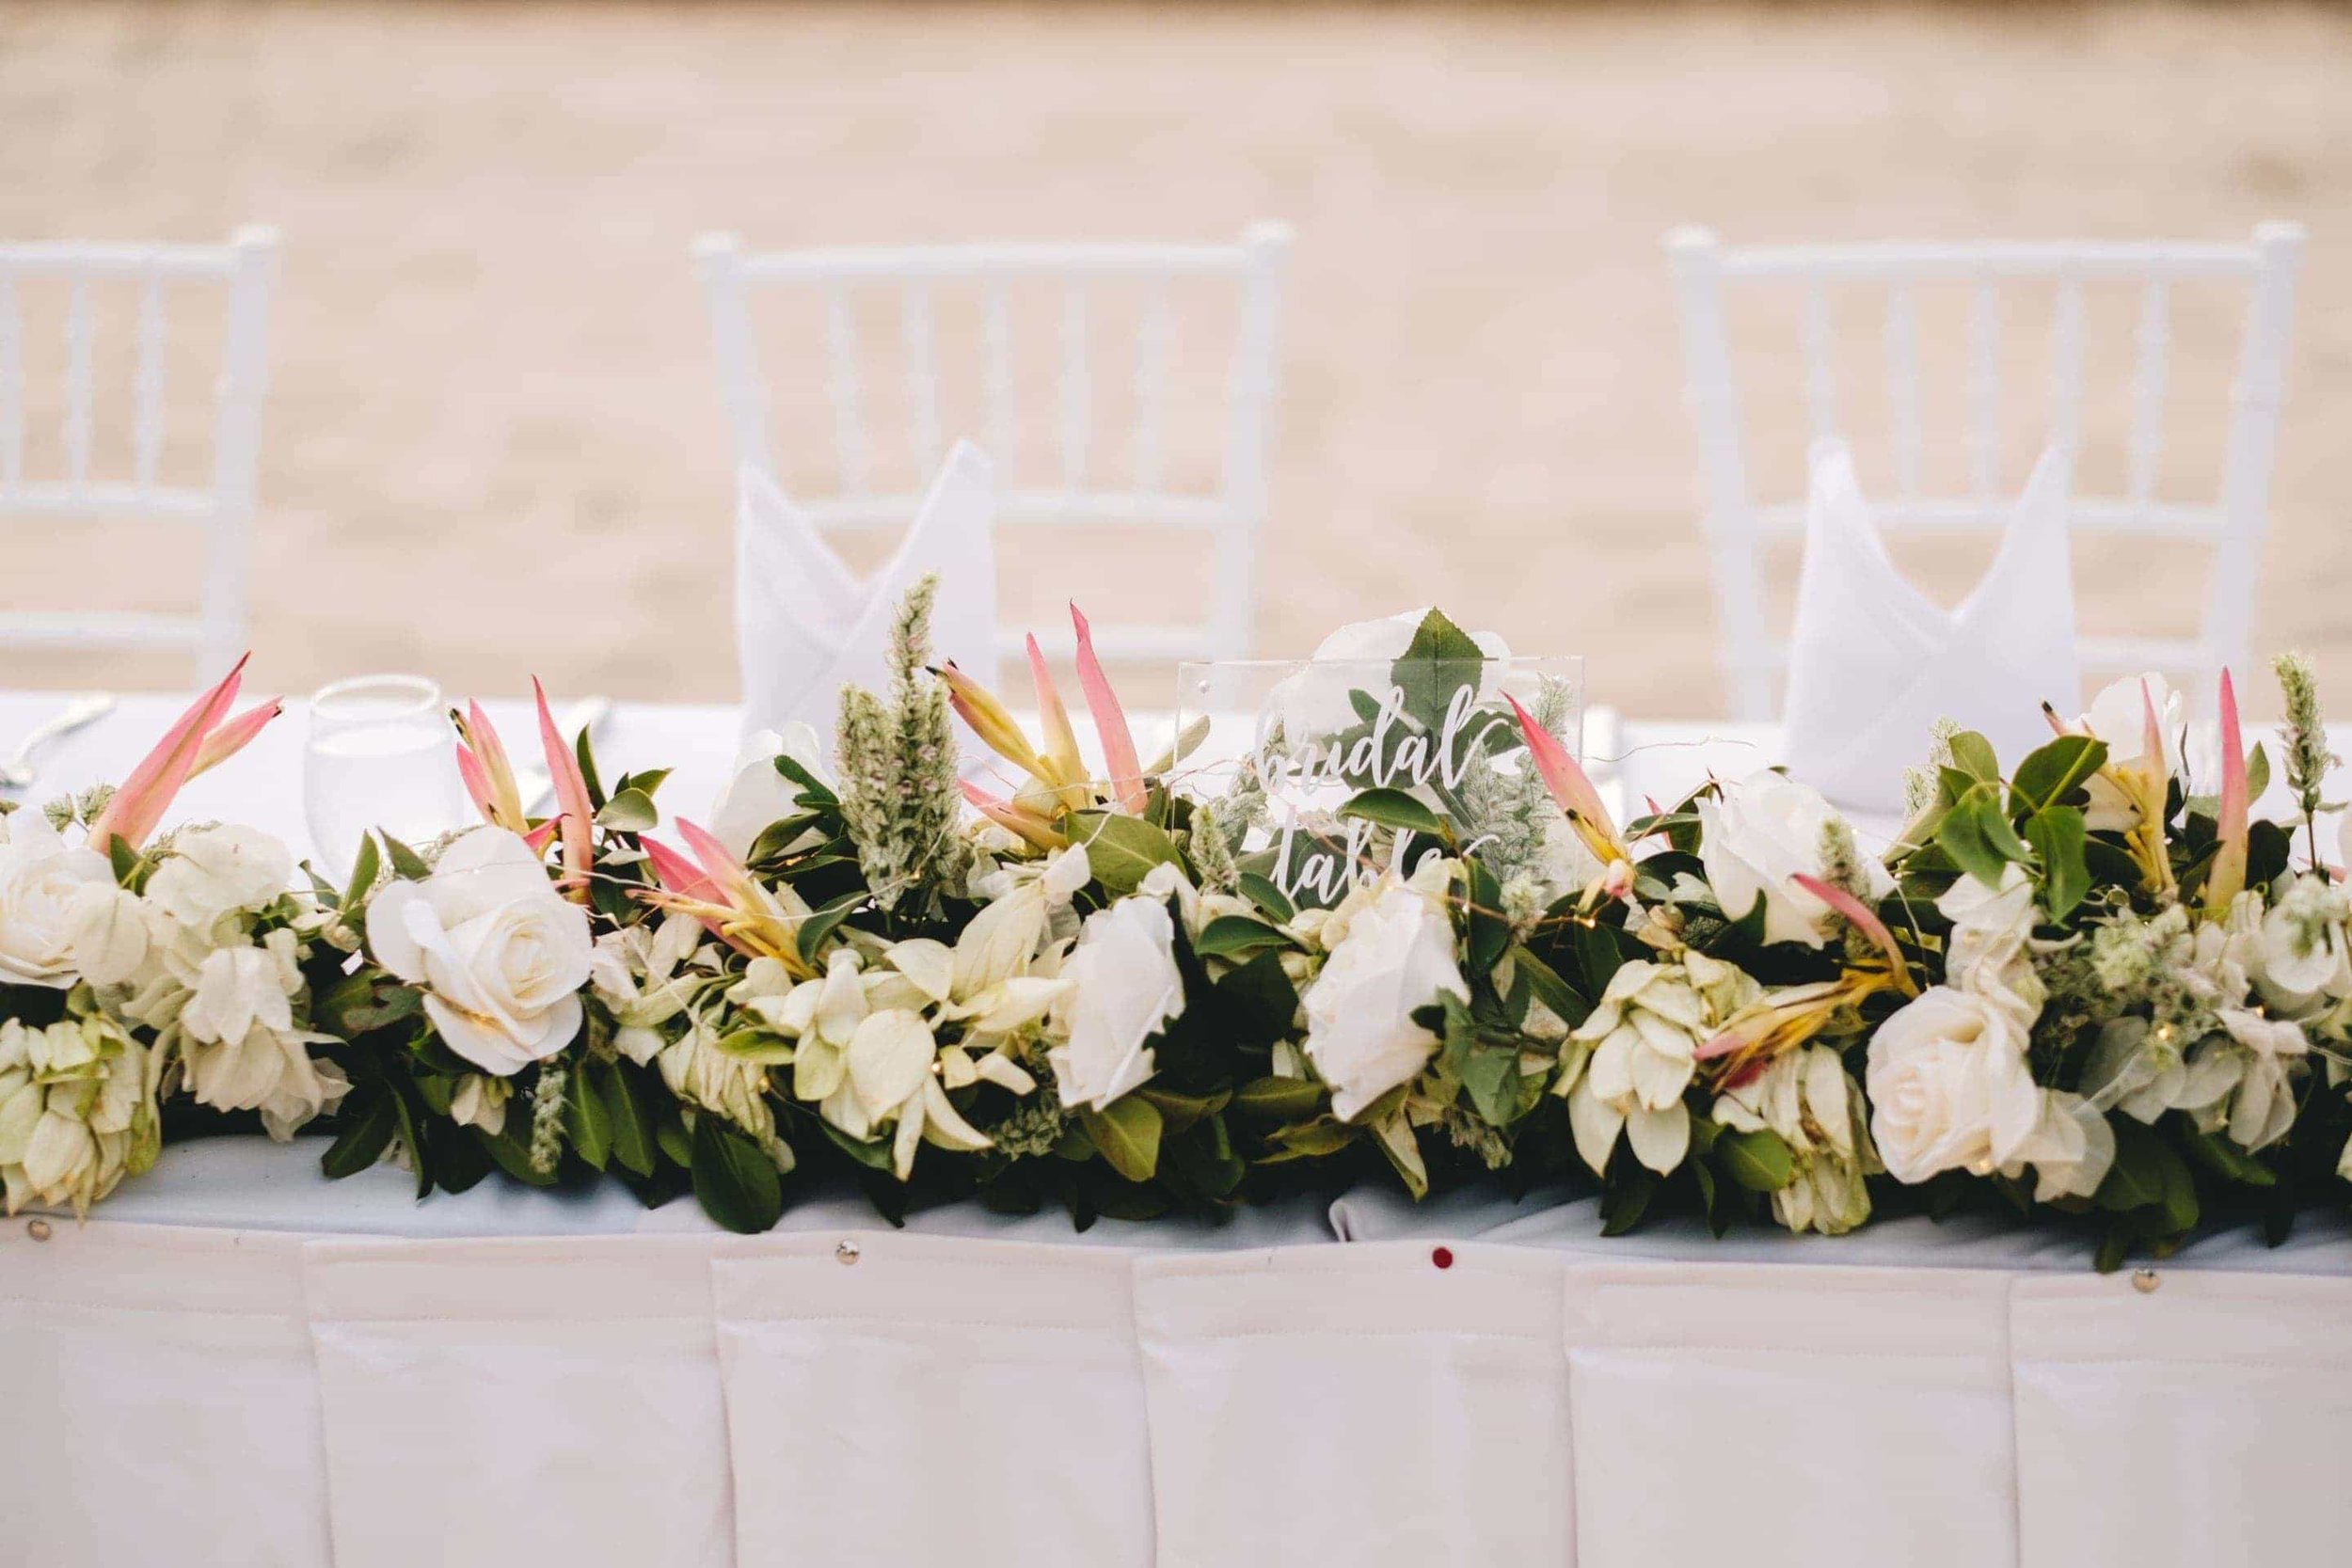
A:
[1431, 1246, 1454, 1270]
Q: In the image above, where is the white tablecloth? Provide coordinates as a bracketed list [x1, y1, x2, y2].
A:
[5, 693, 2350, 1566]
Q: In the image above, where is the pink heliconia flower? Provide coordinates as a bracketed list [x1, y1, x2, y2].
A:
[1505, 692, 1629, 865]
[1790, 873, 1916, 996]
[1071, 603, 1144, 814]
[961, 778, 1064, 852]
[87, 655, 280, 855]
[2205, 668, 2249, 914]
[453, 701, 533, 838]
[533, 678, 596, 897]
[639, 816, 809, 966]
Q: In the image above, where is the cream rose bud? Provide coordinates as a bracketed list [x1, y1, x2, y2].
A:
[1698, 771, 1891, 949]
[1266, 608, 1510, 741]
[1302, 879, 1468, 1121]
[709, 723, 829, 861]
[144, 823, 294, 929]
[0, 812, 116, 988]
[2078, 673, 2183, 832]
[1865, 986, 2043, 1185]
[366, 827, 594, 1076]
[1051, 895, 1184, 1112]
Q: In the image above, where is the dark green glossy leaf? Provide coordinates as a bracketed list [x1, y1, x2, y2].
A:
[690, 1117, 785, 1233]
[1338, 787, 1449, 837]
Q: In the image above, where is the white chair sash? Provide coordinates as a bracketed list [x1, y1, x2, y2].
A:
[736, 439, 1000, 737]
[1782, 439, 2081, 816]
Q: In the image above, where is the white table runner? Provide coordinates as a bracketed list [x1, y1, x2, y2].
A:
[8, 693, 2351, 1566]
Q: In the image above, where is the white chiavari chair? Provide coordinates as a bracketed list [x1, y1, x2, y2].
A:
[1668, 222, 2305, 720]
[692, 224, 1292, 668]
[0, 226, 279, 679]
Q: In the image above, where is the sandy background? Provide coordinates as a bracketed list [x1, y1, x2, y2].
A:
[0, 0, 2344, 720]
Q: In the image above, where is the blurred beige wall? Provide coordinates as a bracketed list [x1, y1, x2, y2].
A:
[0, 0, 2344, 718]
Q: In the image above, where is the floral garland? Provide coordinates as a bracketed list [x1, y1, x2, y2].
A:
[6, 592, 2350, 1271]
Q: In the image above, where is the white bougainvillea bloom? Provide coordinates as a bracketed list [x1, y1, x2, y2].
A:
[0, 812, 114, 989]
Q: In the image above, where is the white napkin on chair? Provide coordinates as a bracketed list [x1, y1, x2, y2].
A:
[736, 440, 1000, 737]
[1781, 439, 2081, 816]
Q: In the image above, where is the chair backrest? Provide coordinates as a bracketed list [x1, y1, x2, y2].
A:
[1667, 222, 2305, 720]
[0, 226, 278, 678]
[693, 224, 1291, 667]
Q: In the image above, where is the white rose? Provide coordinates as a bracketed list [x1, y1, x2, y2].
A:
[0, 812, 115, 988]
[1302, 879, 1467, 1120]
[2079, 674, 2183, 833]
[710, 723, 829, 861]
[367, 827, 594, 1076]
[1937, 864, 2044, 1028]
[1698, 771, 1892, 949]
[1050, 895, 1184, 1112]
[1865, 986, 2044, 1184]
[1266, 609, 1510, 742]
[144, 823, 293, 930]
[179, 929, 347, 1140]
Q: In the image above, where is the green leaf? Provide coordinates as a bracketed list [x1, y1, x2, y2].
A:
[1391, 608, 1488, 734]
[1337, 787, 1449, 837]
[1136, 1085, 1229, 1135]
[342, 832, 381, 911]
[2244, 742, 2271, 805]
[106, 835, 138, 885]
[690, 1117, 784, 1233]
[712, 1027, 795, 1064]
[2025, 805, 2090, 920]
[319, 1091, 399, 1179]
[2180, 1124, 2277, 1188]
[818, 1118, 895, 1172]
[2010, 736, 2108, 816]
[379, 832, 434, 881]
[1193, 914, 1291, 961]
[773, 752, 837, 809]
[795, 891, 864, 967]
[564, 1059, 612, 1170]
[1599, 1166, 1659, 1235]
[1259, 1115, 1357, 1162]
[574, 723, 606, 809]
[595, 787, 660, 833]
[1236, 872, 1295, 926]
[597, 1058, 658, 1179]
[1229, 1075, 1328, 1119]
[1465, 857, 1508, 977]
[1716, 1128, 1795, 1192]
[1947, 730, 2002, 784]
[1937, 786, 2024, 887]
[2095, 1118, 2170, 1212]
[1080, 1097, 1165, 1182]
[1067, 812, 1180, 896]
